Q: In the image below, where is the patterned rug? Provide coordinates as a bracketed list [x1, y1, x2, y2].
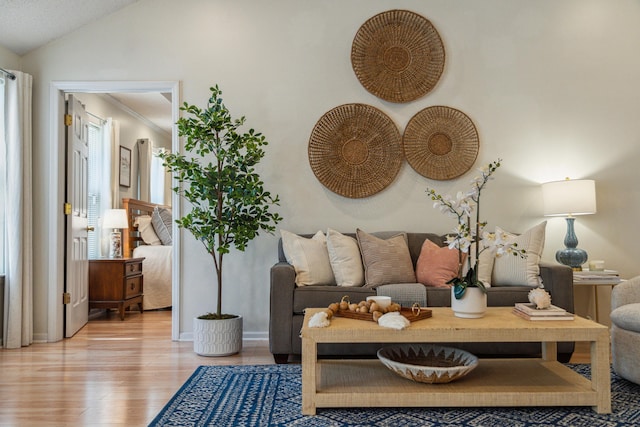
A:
[149, 364, 640, 426]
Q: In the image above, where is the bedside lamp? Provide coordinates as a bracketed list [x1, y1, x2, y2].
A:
[542, 178, 596, 271]
[103, 209, 129, 258]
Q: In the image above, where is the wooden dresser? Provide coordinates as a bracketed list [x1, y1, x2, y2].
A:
[89, 257, 145, 320]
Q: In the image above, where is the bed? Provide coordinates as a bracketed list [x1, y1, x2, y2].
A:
[122, 198, 173, 310]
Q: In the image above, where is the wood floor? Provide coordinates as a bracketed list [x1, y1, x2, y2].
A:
[0, 310, 274, 426]
[0, 310, 594, 426]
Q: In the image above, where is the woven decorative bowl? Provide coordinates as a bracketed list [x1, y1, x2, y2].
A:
[308, 103, 402, 198]
[351, 9, 445, 103]
[377, 344, 478, 384]
[403, 105, 479, 180]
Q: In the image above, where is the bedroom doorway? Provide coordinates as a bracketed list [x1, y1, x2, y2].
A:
[48, 81, 181, 343]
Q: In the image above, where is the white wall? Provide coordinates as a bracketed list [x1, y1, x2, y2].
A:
[73, 93, 171, 204]
[0, 43, 20, 70]
[17, 0, 640, 340]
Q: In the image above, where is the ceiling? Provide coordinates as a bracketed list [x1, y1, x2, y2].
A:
[0, 1, 172, 134]
[0, 0, 140, 56]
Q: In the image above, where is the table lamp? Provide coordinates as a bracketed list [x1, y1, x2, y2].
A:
[542, 178, 596, 271]
[103, 209, 129, 258]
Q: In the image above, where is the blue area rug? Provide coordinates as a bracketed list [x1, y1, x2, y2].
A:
[149, 364, 640, 426]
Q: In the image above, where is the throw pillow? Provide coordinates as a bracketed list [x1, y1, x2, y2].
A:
[491, 221, 547, 287]
[151, 206, 173, 245]
[280, 229, 336, 286]
[356, 229, 416, 288]
[326, 228, 364, 287]
[416, 239, 465, 288]
[133, 215, 161, 246]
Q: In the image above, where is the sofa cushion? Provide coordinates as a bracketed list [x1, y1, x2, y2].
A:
[491, 221, 546, 287]
[611, 303, 640, 333]
[356, 229, 416, 288]
[416, 239, 465, 288]
[326, 228, 365, 287]
[280, 230, 335, 286]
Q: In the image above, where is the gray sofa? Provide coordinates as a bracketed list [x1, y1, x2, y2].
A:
[269, 232, 575, 364]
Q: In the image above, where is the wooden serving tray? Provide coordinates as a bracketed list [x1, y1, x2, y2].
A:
[335, 307, 432, 323]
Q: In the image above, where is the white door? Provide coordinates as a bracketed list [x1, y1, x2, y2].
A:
[65, 95, 90, 337]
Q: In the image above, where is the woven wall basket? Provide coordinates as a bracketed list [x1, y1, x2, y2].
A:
[403, 106, 479, 180]
[351, 9, 445, 103]
[308, 104, 402, 198]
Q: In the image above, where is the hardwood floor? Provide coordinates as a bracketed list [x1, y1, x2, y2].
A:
[0, 310, 274, 426]
[0, 310, 594, 426]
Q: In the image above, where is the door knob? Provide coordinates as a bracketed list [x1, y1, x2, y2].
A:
[87, 226, 95, 231]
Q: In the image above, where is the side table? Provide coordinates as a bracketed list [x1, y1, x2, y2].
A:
[89, 257, 145, 320]
[573, 275, 622, 326]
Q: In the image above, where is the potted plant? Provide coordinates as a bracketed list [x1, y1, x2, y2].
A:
[161, 85, 282, 356]
[427, 159, 525, 318]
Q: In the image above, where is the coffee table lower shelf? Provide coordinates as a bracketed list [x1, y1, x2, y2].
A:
[307, 358, 598, 414]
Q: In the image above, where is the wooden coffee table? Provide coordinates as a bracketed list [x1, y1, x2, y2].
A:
[301, 307, 610, 415]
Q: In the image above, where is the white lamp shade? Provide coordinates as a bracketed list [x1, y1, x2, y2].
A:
[542, 179, 596, 216]
[103, 209, 129, 229]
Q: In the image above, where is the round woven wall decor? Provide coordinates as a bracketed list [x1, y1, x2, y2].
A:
[403, 106, 479, 180]
[308, 104, 403, 198]
[351, 9, 445, 103]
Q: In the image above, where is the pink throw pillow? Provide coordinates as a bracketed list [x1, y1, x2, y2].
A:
[416, 239, 466, 288]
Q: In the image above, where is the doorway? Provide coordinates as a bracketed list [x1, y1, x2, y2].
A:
[48, 81, 181, 342]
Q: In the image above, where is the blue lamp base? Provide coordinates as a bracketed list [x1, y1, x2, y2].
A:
[556, 217, 588, 271]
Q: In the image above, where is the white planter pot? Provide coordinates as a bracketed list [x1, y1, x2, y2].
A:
[193, 315, 243, 356]
[451, 287, 487, 319]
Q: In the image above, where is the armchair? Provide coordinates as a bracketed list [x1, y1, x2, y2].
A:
[610, 276, 640, 384]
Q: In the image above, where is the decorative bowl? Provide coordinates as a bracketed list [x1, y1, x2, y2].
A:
[377, 344, 478, 384]
[366, 295, 392, 310]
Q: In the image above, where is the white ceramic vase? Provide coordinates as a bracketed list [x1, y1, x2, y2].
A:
[193, 315, 243, 356]
[451, 287, 487, 318]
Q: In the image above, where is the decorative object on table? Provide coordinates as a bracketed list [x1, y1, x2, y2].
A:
[512, 303, 574, 321]
[528, 288, 552, 309]
[119, 145, 131, 187]
[308, 103, 402, 198]
[102, 208, 129, 258]
[426, 159, 526, 318]
[315, 297, 432, 327]
[404, 106, 479, 180]
[589, 259, 605, 271]
[542, 178, 597, 270]
[377, 344, 479, 384]
[573, 269, 621, 285]
[450, 286, 487, 319]
[160, 85, 282, 356]
[351, 9, 445, 103]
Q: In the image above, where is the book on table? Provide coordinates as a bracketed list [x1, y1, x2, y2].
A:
[514, 303, 568, 316]
[574, 270, 621, 284]
[512, 308, 574, 321]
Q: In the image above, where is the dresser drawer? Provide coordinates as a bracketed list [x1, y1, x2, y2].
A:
[124, 276, 142, 298]
[124, 261, 143, 277]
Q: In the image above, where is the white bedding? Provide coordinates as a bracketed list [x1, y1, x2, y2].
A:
[133, 245, 172, 310]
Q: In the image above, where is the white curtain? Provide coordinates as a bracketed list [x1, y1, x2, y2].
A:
[151, 145, 170, 206]
[137, 138, 152, 202]
[2, 71, 33, 349]
[99, 118, 120, 257]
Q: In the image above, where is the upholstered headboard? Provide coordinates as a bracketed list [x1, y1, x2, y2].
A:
[122, 198, 170, 258]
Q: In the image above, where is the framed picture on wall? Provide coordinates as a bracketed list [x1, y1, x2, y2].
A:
[119, 146, 132, 188]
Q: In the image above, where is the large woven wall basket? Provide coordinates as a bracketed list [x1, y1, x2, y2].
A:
[308, 104, 403, 198]
[403, 106, 479, 180]
[351, 9, 445, 103]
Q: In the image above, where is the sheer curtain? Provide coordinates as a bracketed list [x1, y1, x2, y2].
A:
[150, 146, 169, 206]
[2, 71, 33, 349]
[137, 138, 152, 202]
[99, 118, 120, 257]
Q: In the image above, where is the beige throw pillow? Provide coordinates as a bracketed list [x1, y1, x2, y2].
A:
[133, 215, 162, 246]
[356, 229, 416, 288]
[491, 221, 547, 287]
[280, 230, 336, 286]
[326, 228, 364, 287]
